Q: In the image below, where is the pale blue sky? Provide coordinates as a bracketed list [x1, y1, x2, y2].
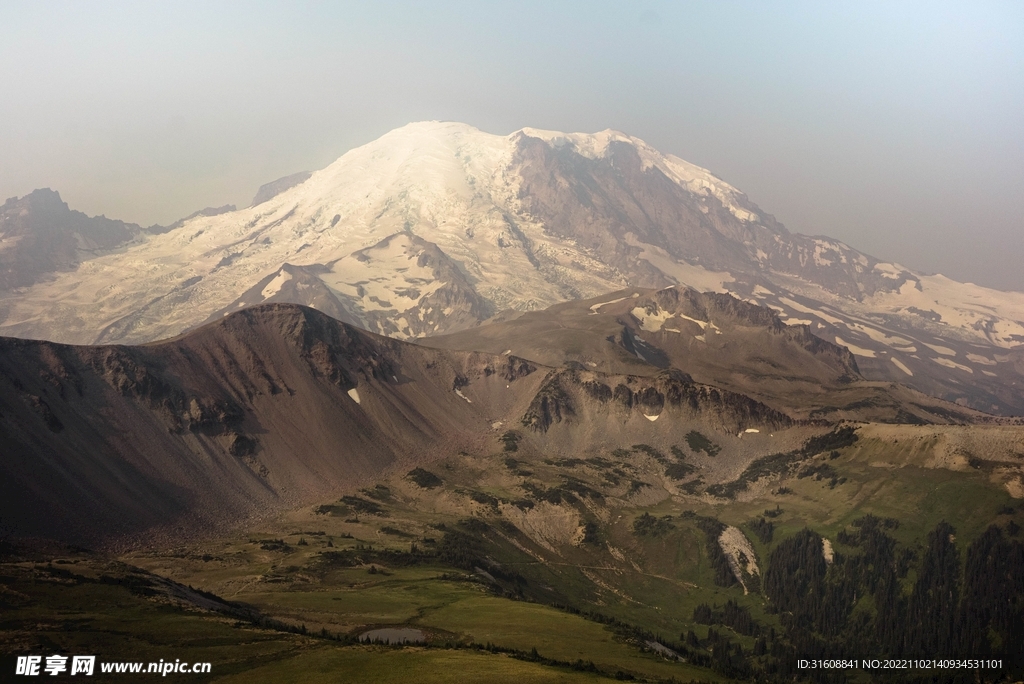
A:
[2, 1, 1022, 289]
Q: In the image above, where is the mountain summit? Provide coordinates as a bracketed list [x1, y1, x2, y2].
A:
[1, 122, 1022, 412]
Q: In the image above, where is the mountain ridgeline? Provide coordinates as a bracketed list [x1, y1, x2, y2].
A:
[1, 122, 1022, 682]
[1, 123, 1023, 413]
[1, 302, 833, 546]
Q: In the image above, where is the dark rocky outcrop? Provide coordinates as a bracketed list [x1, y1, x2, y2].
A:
[0, 189, 143, 289]
[251, 171, 312, 207]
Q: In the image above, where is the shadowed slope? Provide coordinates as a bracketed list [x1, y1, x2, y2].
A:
[0, 305, 546, 546]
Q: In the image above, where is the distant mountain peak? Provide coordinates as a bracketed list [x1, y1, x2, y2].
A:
[251, 171, 312, 207]
[2, 122, 1023, 413]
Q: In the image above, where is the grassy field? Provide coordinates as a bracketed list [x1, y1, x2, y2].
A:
[6, 422, 1022, 682]
[211, 646, 612, 683]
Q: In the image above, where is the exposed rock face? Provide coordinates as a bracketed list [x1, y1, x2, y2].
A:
[425, 285, 876, 420]
[522, 366, 793, 434]
[251, 171, 312, 207]
[339, 232, 494, 338]
[149, 205, 236, 234]
[0, 189, 143, 289]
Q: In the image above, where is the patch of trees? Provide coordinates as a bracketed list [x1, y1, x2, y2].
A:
[685, 431, 721, 457]
[802, 425, 858, 455]
[631, 443, 668, 463]
[663, 444, 698, 480]
[559, 477, 604, 501]
[437, 529, 481, 570]
[503, 457, 532, 477]
[581, 521, 601, 545]
[682, 512, 737, 588]
[338, 495, 385, 515]
[626, 479, 651, 496]
[317, 543, 430, 569]
[462, 489, 499, 509]
[693, 600, 758, 636]
[632, 512, 675, 537]
[648, 516, 1024, 681]
[407, 467, 442, 489]
[500, 430, 520, 452]
[435, 522, 529, 596]
[748, 516, 774, 544]
[705, 427, 858, 499]
[361, 484, 391, 500]
[665, 461, 697, 480]
[680, 478, 704, 495]
[521, 478, 601, 506]
[760, 517, 1024, 680]
[797, 462, 845, 489]
[546, 457, 586, 467]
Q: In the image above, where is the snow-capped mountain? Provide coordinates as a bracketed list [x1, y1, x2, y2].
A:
[2, 122, 1023, 413]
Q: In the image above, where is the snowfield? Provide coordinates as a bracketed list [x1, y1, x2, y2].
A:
[1, 120, 1022, 412]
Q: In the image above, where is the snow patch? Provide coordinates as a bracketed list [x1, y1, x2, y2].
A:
[644, 414, 660, 422]
[623, 233, 733, 292]
[778, 297, 845, 326]
[890, 357, 914, 376]
[630, 305, 681, 332]
[864, 273, 1024, 349]
[924, 342, 956, 357]
[873, 262, 906, 279]
[851, 323, 913, 347]
[347, 388, 361, 404]
[932, 357, 973, 373]
[676, 312, 708, 329]
[834, 336, 877, 358]
[260, 269, 292, 299]
[454, 388, 472, 403]
[589, 296, 627, 314]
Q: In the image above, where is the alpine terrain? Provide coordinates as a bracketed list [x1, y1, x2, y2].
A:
[1, 122, 1023, 415]
[3, 123, 1024, 683]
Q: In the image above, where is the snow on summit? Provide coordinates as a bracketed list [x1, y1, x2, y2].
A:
[1, 120, 1023, 413]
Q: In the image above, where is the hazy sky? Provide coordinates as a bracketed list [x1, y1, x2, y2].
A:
[2, 1, 1022, 290]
